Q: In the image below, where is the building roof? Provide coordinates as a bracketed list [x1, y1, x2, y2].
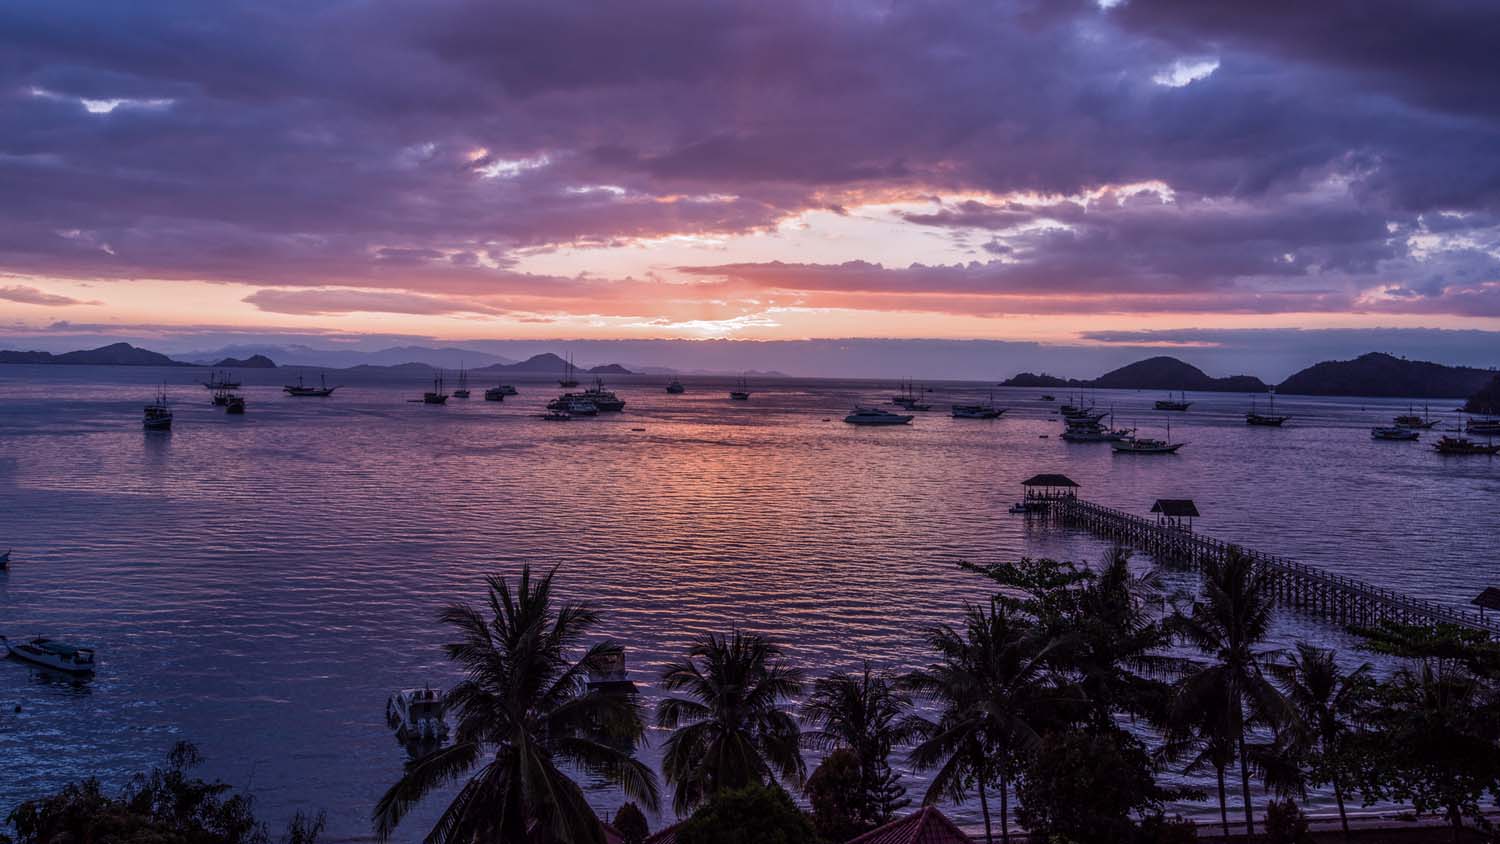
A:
[1150, 499, 1200, 518]
[1472, 587, 1500, 611]
[643, 823, 679, 844]
[846, 806, 974, 844]
[1021, 473, 1079, 488]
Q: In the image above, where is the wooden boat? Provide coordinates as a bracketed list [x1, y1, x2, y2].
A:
[1, 636, 95, 674]
[1465, 417, 1500, 435]
[201, 370, 241, 389]
[666, 379, 686, 394]
[1246, 394, 1289, 427]
[484, 385, 516, 401]
[558, 354, 580, 388]
[453, 367, 470, 399]
[143, 385, 173, 431]
[225, 395, 246, 414]
[729, 374, 751, 400]
[422, 373, 449, 404]
[1112, 420, 1185, 454]
[1394, 405, 1440, 429]
[284, 373, 339, 397]
[1154, 391, 1192, 411]
[1371, 426, 1419, 441]
[1433, 435, 1500, 455]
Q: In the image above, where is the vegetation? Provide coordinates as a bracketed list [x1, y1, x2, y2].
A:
[21, 559, 1500, 844]
[1465, 372, 1500, 415]
[674, 784, 820, 844]
[372, 565, 659, 844]
[657, 631, 806, 814]
[1277, 351, 1494, 398]
[4, 742, 322, 844]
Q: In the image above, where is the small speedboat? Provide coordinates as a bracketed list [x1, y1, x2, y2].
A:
[1434, 435, 1500, 455]
[844, 406, 914, 425]
[387, 687, 448, 743]
[1371, 426, 1419, 441]
[2, 636, 96, 674]
[1008, 501, 1045, 514]
[666, 379, 686, 394]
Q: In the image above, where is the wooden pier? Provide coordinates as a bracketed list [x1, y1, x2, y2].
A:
[1034, 493, 1500, 637]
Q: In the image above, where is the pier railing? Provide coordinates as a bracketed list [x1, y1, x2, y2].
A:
[1049, 498, 1500, 637]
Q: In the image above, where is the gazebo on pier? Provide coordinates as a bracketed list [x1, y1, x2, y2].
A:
[1472, 587, 1500, 620]
[1150, 498, 1199, 532]
[1020, 474, 1079, 503]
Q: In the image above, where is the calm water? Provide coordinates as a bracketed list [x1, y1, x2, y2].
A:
[2, 365, 1496, 840]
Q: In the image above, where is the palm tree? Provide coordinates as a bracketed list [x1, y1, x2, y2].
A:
[373, 566, 659, 844]
[1270, 643, 1372, 840]
[1159, 680, 1238, 838]
[656, 631, 806, 814]
[801, 663, 918, 828]
[904, 598, 1068, 844]
[1170, 549, 1288, 837]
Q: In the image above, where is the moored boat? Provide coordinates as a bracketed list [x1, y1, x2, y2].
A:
[284, 373, 339, 397]
[1112, 419, 1184, 454]
[541, 410, 572, 421]
[844, 406, 914, 425]
[143, 385, 173, 430]
[558, 354, 580, 388]
[1246, 394, 1289, 426]
[1154, 391, 1192, 411]
[452, 367, 470, 399]
[1371, 426, 1419, 441]
[1433, 435, 1500, 455]
[1466, 417, 1500, 435]
[484, 384, 517, 401]
[201, 370, 241, 389]
[386, 687, 448, 743]
[1394, 405, 1440, 429]
[224, 394, 246, 414]
[666, 379, 685, 394]
[1, 636, 96, 674]
[729, 374, 751, 400]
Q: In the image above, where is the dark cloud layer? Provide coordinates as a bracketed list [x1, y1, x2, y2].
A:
[1, 0, 1498, 319]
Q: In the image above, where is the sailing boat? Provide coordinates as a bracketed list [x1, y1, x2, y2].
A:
[143, 384, 173, 431]
[420, 372, 449, 404]
[1154, 391, 1192, 411]
[453, 365, 470, 399]
[1394, 404, 1440, 429]
[558, 354, 580, 388]
[1112, 418, 1185, 454]
[1246, 393, 1289, 426]
[284, 372, 339, 397]
[729, 374, 751, 400]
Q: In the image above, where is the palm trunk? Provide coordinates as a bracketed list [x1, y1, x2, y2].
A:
[977, 780, 993, 844]
[1216, 764, 1230, 839]
[1333, 779, 1350, 841]
[1236, 729, 1255, 835]
[998, 760, 1010, 844]
[1448, 802, 1462, 844]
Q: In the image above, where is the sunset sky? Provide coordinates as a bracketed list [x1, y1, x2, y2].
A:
[3, 0, 1499, 369]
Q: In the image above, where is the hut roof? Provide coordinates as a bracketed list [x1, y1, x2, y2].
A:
[846, 806, 974, 844]
[643, 824, 680, 844]
[1021, 473, 1079, 488]
[1472, 587, 1500, 611]
[1150, 499, 1200, 518]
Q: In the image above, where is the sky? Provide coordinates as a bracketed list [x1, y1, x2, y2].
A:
[3, 0, 1500, 375]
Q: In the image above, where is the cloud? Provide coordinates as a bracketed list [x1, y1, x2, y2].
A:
[242, 287, 507, 317]
[0, 283, 97, 306]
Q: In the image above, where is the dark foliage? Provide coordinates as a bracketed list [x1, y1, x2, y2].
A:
[675, 785, 821, 844]
[612, 802, 650, 844]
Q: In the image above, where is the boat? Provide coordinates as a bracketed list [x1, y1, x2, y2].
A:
[1154, 391, 1192, 411]
[453, 367, 470, 399]
[1, 636, 95, 674]
[843, 406, 914, 426]
[422, 373, 449, 404]
[201, 370, 241, 389]
[729, 374, 751, 400]
[580, 378, 625, 411]
[1, 549, 9, 570]
[1040, 395, 1056, 402]
[143, 385, 173, 431]
[1371, 426, 1420, 441]
[1008, 501, 1046, 514]
[541, 410, 572, 421]
[547, 397, 597, 415]
[891, 380, 932, 410]
[666, 379, 686, 394]
[1465, 417, 1500, 435]
[210, 384, 235, 406]
[952, 404, 1004, 419]
[224, 394, 246, 415]
[284, 373, 339, 397]
[1246, 394, 1289, 427]
[1394, 405, 1440, 429]
[558, 354, 580, 388]
[1062, 422, 1134, 442]
[1433, 435, 1500, 455]
[484, 384, 517, 401]
[1112, 420, 1185, 454]
[386, 687, 448, 743]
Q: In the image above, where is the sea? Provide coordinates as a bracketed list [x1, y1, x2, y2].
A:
[1, 364, 1496, 841]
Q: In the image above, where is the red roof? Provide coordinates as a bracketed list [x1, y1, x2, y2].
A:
[846, 807, 974, 844]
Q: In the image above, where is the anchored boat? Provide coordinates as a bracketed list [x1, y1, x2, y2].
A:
[453, 367, 470, 399]
[386, 687, 448, 743]
[143, 385, 173, 431]
[1371, 426, 1420, 441]
[284, 373, 339, 397]
[1112, 419, 1185, 454]
[729, 374, 751, 400]
[666, 379, 686, 394]
[1154, 391, 1192, 411]
[1246, 394, 1289, 427]
[1434, 435, 1500, 455]
[2, 636, 96, 674]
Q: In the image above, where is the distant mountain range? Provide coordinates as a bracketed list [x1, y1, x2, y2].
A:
[1000, 356, 1268, 392]
[180, 344, 517, 370]
[474, 353, 630, 375]
[1276, 352, 1496, 398]
[0, 342, 192, 367]
[212, 354, 277, 368]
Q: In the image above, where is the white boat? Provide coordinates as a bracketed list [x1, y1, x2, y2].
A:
[541, 410, 572, 421]
[844, 406, 914, 426]
[1112, 420, 1185, 454]
[1371, 426, 1419, 441]
[548, 397, 598, 415]
[386, 687, 448, 743]
[2, 636, 96, 674]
